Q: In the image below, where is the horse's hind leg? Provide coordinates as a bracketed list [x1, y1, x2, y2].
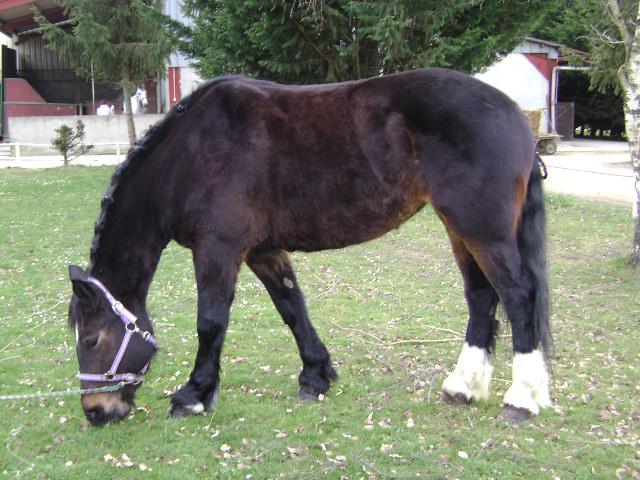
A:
[471, 240, 551, 421]
[442, 231, 499, 404]
[246, 249, 337, 400]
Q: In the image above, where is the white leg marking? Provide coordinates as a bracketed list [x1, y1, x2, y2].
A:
[442, 342, 493, 401]
[205, 386, 219, 411]
[503, 349, 551, 415]
[184, 402, 205, 414]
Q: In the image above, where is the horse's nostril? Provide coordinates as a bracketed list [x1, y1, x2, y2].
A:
[85, 407, 104, 423]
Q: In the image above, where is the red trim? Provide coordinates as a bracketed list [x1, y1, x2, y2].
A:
[523, 53, 558, 82]
[0, 6, 66, 34]
[144, 78, 157, 113]
[3, 78, 76, 120]
[5, 103, 76, 117]
[0, 0, 37, 11]
[4, 77, 46, 102]
[168, 67, 181, 108]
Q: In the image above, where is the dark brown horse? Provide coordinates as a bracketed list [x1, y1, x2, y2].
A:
[67, 68, 551, 425]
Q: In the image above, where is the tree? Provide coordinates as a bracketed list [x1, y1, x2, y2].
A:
[535, 1, 639, 264]
[51, 120, 93, 166]
[34, 0, 174, 145]
[604, 0, 640, 265]
[558, 0, 640, 265]
[179, 0, 554, 84]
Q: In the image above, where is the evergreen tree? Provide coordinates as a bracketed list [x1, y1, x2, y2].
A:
[537, 0, 640, 264]
[534, 0, 627, 94]
[51, 120, 93, 166]
[34, 0, 174, 145]
[179, 0, 553, 84]
[599, 0, 640, 265]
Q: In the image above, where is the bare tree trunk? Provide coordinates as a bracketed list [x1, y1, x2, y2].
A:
[610, 0, 640, 265]
[622, 101, 640, 265]
[625, 5, 640, 266]
[122, 83, 137, 146]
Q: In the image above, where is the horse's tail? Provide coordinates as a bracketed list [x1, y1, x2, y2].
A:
[517, 153, 551, 359]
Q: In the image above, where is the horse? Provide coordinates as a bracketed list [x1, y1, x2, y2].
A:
[67, 68, 551, 426]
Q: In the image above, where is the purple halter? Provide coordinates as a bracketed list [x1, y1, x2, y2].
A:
[76, 277, 157, 385]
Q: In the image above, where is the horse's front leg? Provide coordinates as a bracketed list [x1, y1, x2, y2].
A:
[246, 249, 337, 400]
[169, 244, 240, 417]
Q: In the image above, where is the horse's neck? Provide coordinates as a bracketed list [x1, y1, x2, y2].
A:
[89, 194, 166, 307]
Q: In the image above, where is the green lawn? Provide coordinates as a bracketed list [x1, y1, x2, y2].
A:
[0, 166, 638, 479]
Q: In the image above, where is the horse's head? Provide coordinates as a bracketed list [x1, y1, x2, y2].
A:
[68, 265, 157, 426]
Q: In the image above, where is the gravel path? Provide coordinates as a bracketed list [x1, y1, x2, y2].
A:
[542, 139, 635, 212]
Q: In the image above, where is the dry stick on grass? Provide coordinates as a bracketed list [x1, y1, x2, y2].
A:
[387, 334, 512, 346]
[311, 272, 366, 301]
[328, 320, 387, 344]
[315, 271, 509, 345]
[328, 319, 511, 347]
[0, 301, 65, 353]
[421, 325, 465, 337]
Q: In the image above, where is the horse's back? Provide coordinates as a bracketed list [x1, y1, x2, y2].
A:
[168, 69, 535, 251]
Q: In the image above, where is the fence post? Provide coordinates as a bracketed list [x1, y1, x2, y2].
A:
[15, 144, 20, 162]
[116, 143, 121, 160]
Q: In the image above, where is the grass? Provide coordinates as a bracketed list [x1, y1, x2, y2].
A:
[0, 166, 638, 479]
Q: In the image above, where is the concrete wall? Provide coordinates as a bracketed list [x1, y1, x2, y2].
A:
[7, 113, 165, 145]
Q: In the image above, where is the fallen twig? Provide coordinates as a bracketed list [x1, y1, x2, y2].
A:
[328, 318, 511, 347]
[387, 334, 512, 346]
[0, 301, 65, 353]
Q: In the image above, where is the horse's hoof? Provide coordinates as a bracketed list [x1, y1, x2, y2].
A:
[502, 404, 532, 423]
[441, 391, 470, 405]
[168, 401, 205, 418]
[298, 385, 320, 401]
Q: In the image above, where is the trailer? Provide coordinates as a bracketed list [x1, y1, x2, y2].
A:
[523, 109, 561, 155]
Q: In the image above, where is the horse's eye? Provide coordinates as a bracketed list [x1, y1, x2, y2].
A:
[82, 335, 99, 349]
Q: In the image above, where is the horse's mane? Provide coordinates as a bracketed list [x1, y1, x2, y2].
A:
[88, 76, 245, 269]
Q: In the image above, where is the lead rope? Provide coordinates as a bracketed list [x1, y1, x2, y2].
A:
[536, 153, 548, 179]
[0, 381, 127, 401]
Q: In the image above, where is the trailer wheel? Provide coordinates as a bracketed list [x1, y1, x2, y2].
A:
[536, 139, 548, 153]
[544, 140, 557, 155]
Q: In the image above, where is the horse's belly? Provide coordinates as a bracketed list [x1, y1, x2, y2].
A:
[276, 185, 428, 252]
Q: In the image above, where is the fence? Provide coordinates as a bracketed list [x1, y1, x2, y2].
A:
[0, 141, 128, 165]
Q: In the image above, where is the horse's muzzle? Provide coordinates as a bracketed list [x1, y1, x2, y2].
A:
[82, 392, 131, 426]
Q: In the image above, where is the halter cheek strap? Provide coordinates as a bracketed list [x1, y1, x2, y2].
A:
[76, 277, 157, 385]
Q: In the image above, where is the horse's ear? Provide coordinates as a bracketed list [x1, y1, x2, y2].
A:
[68, 265, 86, 281]
[68, 265, 98, 304]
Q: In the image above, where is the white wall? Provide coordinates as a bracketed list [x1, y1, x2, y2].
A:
[165, 0, 193, 68]
[0, 31, 13, 48]
[179, 66, 204, 97]
[160, 0, 204, 110]
[475, 54, 550, 133]
[8, 114, 165, 145]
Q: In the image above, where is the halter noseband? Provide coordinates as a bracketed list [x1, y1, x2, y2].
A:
[76, 277, 157, 385]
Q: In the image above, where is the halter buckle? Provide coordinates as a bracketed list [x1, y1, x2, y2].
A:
[111, 301, 123, 315]
[104, 372, 115, 381]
